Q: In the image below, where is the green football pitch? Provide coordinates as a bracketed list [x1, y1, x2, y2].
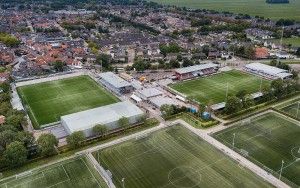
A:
[0, 156, 108, 188]
[279, 101, 300, 119]
[170, 70, 270, 104]
[17, 76, 119, 128]
[214, 112, 300, 187]
[93, 125, 272, 188]
[150, 0, 300, 21]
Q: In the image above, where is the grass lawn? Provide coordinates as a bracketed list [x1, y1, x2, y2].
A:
[150, 0, 300, 21]
[170, 70, 270, 104]
[17, 75, 119, 128]
[270, 37, 300, 47]
[93, 125, 272, 188]
[214, 112, 300, 187]
[0, 156, 108, 188]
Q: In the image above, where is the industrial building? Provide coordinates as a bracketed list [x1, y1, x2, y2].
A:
[99, 72, 134, 94]
[61, 101, 144, 137]
[174, 63, 219, 80]
[244, 63, 292, 80]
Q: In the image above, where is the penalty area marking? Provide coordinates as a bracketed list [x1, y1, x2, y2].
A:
[168, 166, 202, 188]
[291, 146, 300, 160]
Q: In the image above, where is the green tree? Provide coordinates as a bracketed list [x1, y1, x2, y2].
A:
[224, 96, 242, 114]
[160, 104, 175, 117]
[169, 60, 180, 68]
[96, 54, 112, 70]
[4, 141, 27, 168]
[6, 114, 24, 128]
[271, 79, 285, 98]
[53, 61, 65, 72]
[66, 131, 85, 149]
[118, 116, 130, 128]
[0, 130, 17, 149]
[92, 124, 108, 136]
[37, 133, 58, 156]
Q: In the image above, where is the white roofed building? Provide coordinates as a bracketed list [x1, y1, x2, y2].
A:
[99, 72, 134, 94]
[244, 63, 292, 80]
[61, 101, 144, 138]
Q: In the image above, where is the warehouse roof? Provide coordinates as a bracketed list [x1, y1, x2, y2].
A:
[175, 63, 218, 74]
[61, 101, 144, 133]
[99, 72, 131, 89]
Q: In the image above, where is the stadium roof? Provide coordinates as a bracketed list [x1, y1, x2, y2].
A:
[175, 63, 218, 74]
[61, 101, 144, 133]
[99, 72, 131, 89]
[245, 63, 288, 76]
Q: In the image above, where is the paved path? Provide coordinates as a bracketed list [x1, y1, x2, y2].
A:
[175, 119, 290, 188]
[77, 123, 168, 154]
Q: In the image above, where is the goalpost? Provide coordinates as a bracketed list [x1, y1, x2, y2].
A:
[15, 170, 33, 179]
[241, 119, 251, 126]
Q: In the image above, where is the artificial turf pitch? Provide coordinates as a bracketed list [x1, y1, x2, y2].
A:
[214, 112, 300, 187]
[0, 156, 108, 188]
[17, 75, 119, 128]
[93, 125, 272, 188]
[170, 70, 270, 104]
[279, 101, 300, 119]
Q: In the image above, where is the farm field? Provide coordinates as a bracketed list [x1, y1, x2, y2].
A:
[0, 156, 108, 188]
[150, 0, 300, 21]
[93, 125, 272, 188]
[214, 112, 300, 187]
[270, 37, 300, 47]
[17, 75, 119, 128]
[170, 70, 270, 104]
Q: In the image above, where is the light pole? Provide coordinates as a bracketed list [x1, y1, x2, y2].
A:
[232, 133, 236, 148]
[122, 178, 125, 188]
[296, 102, 300, 118]
[225, 82, 229, 102]
[259, 77, 263, 92]
[279, 160, 284, 180]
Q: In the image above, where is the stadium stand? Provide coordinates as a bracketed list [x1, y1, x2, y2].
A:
[244, 63, 292, 80]
[174, 63, 219, 80]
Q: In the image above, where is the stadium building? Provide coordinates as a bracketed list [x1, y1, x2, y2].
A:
[136, 88, 163, 101]
[99, 72, 134, 94]
[244, 63, 292, 80]
[61, 101, 144, 138]
[174, 63, 219, 80]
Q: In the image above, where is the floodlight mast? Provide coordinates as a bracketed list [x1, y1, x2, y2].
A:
[122, 178, 125, 188]
[232, 133, 236, 147]
[279, 160, 284, 180]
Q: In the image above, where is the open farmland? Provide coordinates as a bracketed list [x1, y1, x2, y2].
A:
[93, 125, 272, 188]
[214, 112, 300, 187]
[150, 0, 300, 21]
[0, 156, 108, 188]
[170, 70, 270, 104]
[17, 75, 119, 128]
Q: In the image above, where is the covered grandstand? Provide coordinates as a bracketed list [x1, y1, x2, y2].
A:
[99, 72, 134, 94]
[244, 63, 292, 80]
[175, 63, 219, 80]
[61, 101, 144, 137]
